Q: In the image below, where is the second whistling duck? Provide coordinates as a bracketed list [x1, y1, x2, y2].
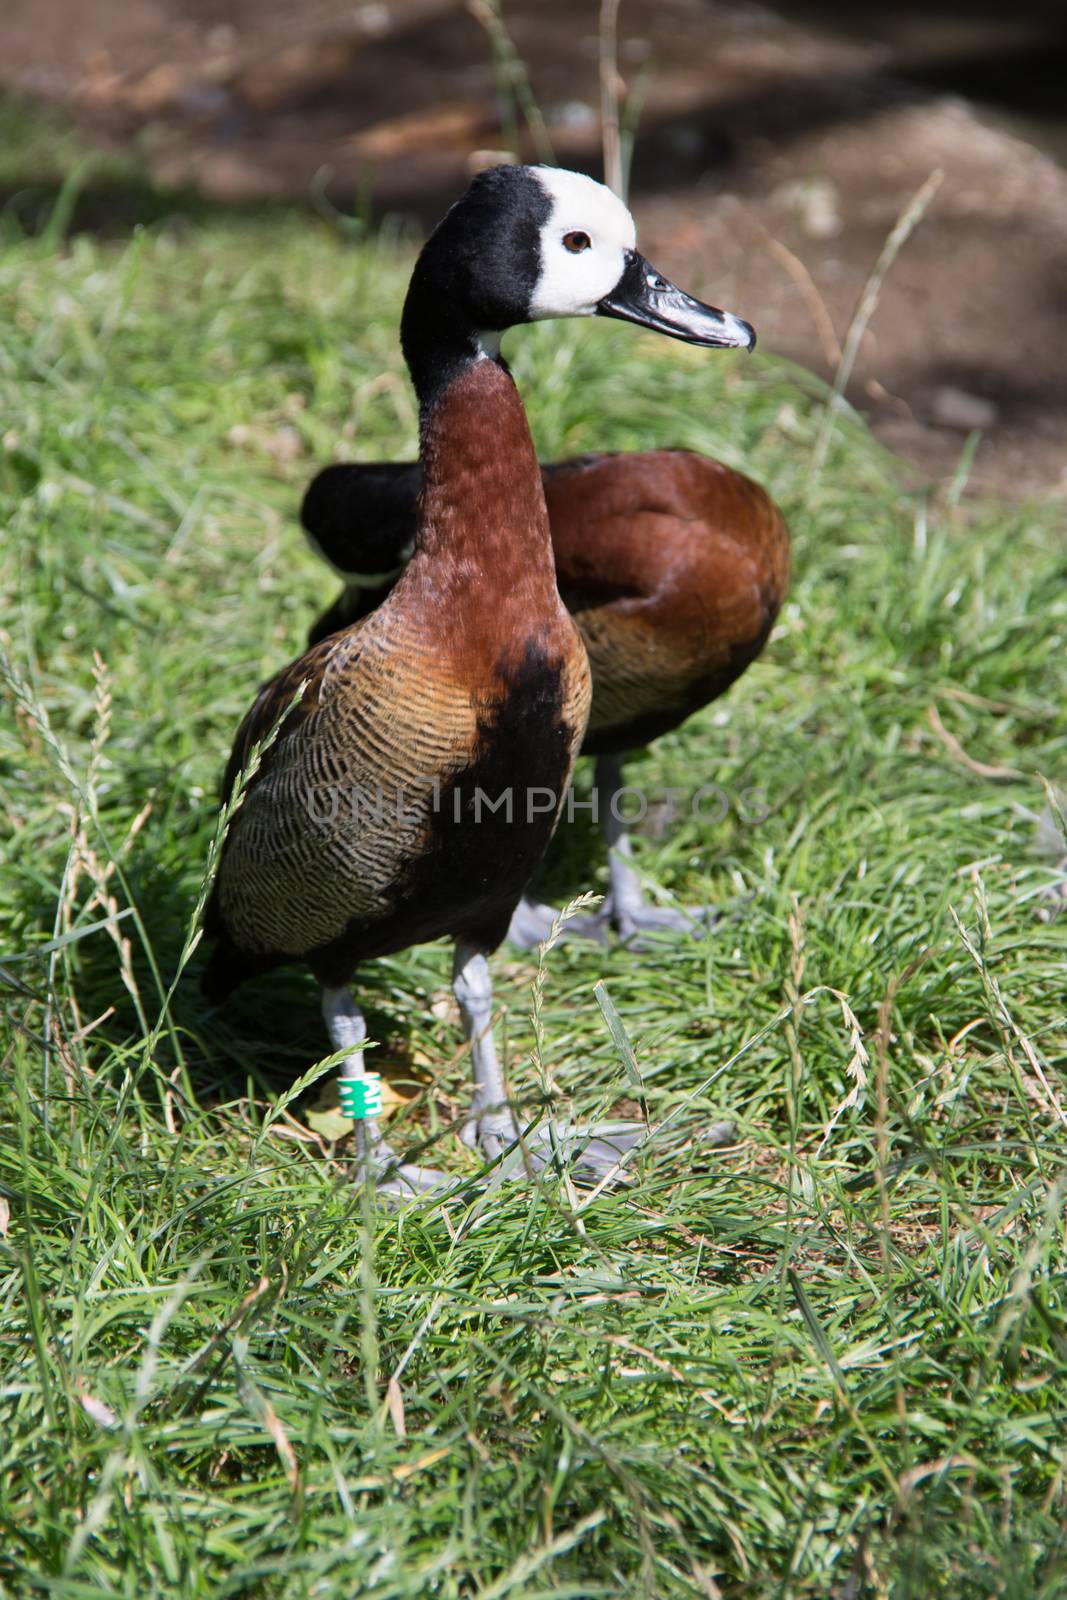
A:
[300, 449, 790, 945]
[202, 165, 754, 1195]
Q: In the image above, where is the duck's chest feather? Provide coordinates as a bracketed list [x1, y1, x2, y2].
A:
[210, 360, 591, 978]
[366, 358, 590, 801]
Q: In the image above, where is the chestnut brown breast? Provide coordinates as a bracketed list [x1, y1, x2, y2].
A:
[203, 361, 590, 999]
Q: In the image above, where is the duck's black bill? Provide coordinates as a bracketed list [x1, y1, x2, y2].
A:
[597, 251, 756, 351]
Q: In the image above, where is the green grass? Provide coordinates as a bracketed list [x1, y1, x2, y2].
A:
[2, 195, 1067, 1599]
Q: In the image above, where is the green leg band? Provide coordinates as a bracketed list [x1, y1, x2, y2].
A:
[339, 1073, 384, 1119]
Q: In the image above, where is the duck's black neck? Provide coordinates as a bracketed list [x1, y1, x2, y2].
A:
[400, 275, 508, 420]
[398, 162, 548, 413]
[398, 245, 557, 606]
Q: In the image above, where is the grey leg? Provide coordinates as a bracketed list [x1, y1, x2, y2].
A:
[452, 941, 519, 1160]
[599, 753, 648, 938]
[323, 986, 450, 1197]
[597, 753, 714, 942]
[451, 942, 735, 1182]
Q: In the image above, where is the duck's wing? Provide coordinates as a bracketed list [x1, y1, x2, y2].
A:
[217, 628, 350, 807]
[300, 462, 421, 576]
[205, 603, 492, 972]
[300, 463, 421, 645]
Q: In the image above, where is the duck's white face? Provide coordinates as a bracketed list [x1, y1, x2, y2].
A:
[526, 167, 638, 320]
[520, 166, 755, 352]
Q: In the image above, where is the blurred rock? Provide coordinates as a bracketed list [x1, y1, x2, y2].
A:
[6, 0, 1067, 495]
[235, 38, 360, 113]
[341, 101, 496, 159]
[930, 387, 1000, 431]
[550, 100, 598, 132]
[773, 177, 843, 239]
[354, 4, 391, 36]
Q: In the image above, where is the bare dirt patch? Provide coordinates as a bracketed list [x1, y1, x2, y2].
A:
[4, 0, 1065, 496]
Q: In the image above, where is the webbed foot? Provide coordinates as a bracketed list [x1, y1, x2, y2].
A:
[609, 901, 716, 946]
[506, 895, 609, 952]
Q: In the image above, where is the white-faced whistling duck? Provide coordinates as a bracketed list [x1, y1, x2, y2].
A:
[300, 449, 789, 945]
[202, 166, 755, 1195]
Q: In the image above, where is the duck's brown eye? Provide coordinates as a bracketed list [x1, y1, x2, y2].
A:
[563, 231, 591, 254]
